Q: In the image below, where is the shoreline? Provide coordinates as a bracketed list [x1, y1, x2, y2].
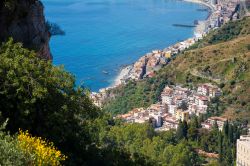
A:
[90, 0, 241, 107]
[183, 0, 215, 11]
[183, 0, 215, 38]
[90, 0, 240, 107]
[112, 65, 133, 87]
[109, 0, 212, 89]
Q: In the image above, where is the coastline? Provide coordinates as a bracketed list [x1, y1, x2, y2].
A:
[183, 0, 215, 11]
[110, 0, 212, 89]
[112, 65, 133, 87]
[183, 0, 215, 36]
[90, 0, 240, 107]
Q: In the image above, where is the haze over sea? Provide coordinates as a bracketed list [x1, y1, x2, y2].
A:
[42, 0, 208, 91]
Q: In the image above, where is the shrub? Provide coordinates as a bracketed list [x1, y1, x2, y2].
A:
[0, 128, 66, 165]
[230, 80, 236, 85]
[3, 0, 16, 11]
[18, 130, 66, 166]
[0, 130, 31, 165]
[247, 44, 250, 50]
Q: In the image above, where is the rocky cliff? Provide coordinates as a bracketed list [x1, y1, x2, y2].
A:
[0, 0, 52, 59]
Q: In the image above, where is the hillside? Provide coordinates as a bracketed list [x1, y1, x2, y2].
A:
[189, 16, 250, 48]
[103, 17, 250, 121]
[0, 39, 214, 166]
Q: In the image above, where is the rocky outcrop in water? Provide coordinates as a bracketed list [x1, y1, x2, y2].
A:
[0, 0, 52, 59]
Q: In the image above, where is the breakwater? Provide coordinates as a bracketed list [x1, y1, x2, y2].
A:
[173, 24, 196, 28]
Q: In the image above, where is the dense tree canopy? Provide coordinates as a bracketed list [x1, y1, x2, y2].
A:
[0, 39, 103, 165]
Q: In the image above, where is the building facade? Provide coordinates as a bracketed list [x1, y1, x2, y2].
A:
[237, 135, 250, 166]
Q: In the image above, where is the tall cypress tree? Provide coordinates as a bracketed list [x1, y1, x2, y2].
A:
[176, 120, 184, 141]
[218, 133, 223, 163]
[223, 120, 229, 136]
[183, 120, 188, 139]
[228, 124, 233, 143]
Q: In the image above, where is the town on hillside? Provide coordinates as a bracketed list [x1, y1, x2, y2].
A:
[116, 83, 226, 131]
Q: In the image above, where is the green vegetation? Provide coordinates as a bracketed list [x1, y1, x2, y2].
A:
[97, 116, 245, 166]
[2, 0, 17, 11]
[104, 17, 250, 121]
[0, 38, 204, 165]
[103, 78, 169, 114]
[189, 17, 250, 49]
[0, 38, 97, 165]
[0, 122, 32, 165]
[100, 17, 250, 166]
[0, 123, 66, 165]
[99, 122, 201, 166]
[0, 37, 244, 165]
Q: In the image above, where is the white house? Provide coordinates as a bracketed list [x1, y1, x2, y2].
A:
[168, 104, 177, 115]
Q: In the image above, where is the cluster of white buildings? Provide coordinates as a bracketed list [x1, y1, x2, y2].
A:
[116, 105, 166, 128]
[90, 87, 114, 107]
[117, 83, 223, 131]
[163, 38, 196, 55]
[201, 116, 227, 131]
[126, 50, 168, 81]
[197, 0, 240, 37]
[117, 38, 197, 83]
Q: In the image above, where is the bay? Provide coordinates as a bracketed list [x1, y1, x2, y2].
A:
[42, 0, 208, 91]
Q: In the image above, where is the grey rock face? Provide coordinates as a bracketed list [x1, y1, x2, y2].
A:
[0, 0, 52, 59]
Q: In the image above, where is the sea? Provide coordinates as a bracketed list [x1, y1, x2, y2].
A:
[42, 0, 208, 92]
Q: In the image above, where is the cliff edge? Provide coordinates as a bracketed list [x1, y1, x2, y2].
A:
[0, 0, 52, 59]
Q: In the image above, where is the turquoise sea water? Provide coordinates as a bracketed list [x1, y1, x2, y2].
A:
[42, 0, 208, 91]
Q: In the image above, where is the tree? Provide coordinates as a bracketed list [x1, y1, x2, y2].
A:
[188, 117, 199, 141]
[212, 121, 219, 132]
[225, 147, 233, 166]
[191, 116, 200, 128]
[223, 120, 229, 136]
[218, 133, 223, 163]
[183, 120, 188, 139]
[165, 141, 201, 166]
[228, 124, 233, 143]
[0, 39, 102, 165]
[188, 126, 197, 141]
[176, 120, 188, 140]
[176, 120, 184, 141]
[178, 102, 188, 110]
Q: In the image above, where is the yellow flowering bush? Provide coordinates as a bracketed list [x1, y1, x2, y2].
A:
[18, 130, 66, 166]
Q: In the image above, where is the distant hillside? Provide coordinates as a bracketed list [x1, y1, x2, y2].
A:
[103, 17, 250, 121]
